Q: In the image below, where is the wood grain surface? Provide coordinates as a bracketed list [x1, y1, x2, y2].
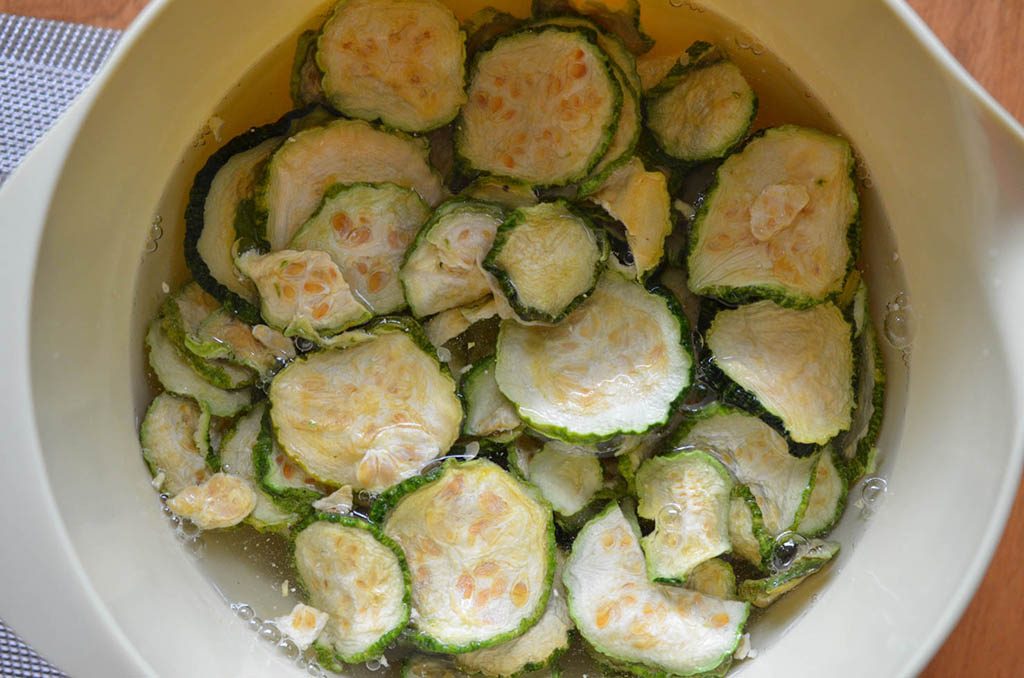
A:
[2, 0, 1022, 675]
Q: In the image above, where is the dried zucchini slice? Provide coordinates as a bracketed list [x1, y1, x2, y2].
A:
[461, 177, 538, 208]
[401, 200, 506, 318]
[589, 157, 672, 279]
[140, 393, 212, 495]
[253, 407, 325, 514]
[146, 320, 253, 417]
[290, 182, 432, 315]
[236, 249, 372, 341]
[706, 301, 854, 445]
[260, 119, 445, 250]
[185, 308, 294, 377]
[269, 331, 461, 491]
[738, 539, 839, 608]
[483, 201, 607, 323]
[423, 297, 500, 348]
[687, 126, 859, 306]
[456, 26, 621, 186]
[290, 30, 326, 108]
[796, 446, 847, 537]
[166, 472, 257, 530]
[646, 41, 756, 163]
[294, 516, 411, 664]
[317, 0, 467, 132]
[685, 558, 737, 600]
[495, 271, 691, 442]
[564, 503, 749, 676]
[510, 439, 604, 520]
[377, 460, 554, 653]
[728, 486, 773, 569]
[636, 51, 677, 91]
[635, 450, 733, 584]
[461, 356, 522, 439]
[531, 0, 654, 55]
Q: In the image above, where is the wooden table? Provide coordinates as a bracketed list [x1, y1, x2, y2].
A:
[2, 0, 1022, 675]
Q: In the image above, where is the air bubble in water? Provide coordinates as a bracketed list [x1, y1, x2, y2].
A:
[365, 658, 383, 672]
[657, 504, 684, 532]
[258, 621, 282, 643]
[357, 489, 378, 505]
[734, 36, 751, 50]
[180, 520, 201, 539]
[233, 604, 256, 622]
[858, 476, 888, 518]
[248, 616, 263, 632]
[278, 638, 300, 661]
[185, 536, 206, 557]
[751, 43, 765, 56]
[144, 240, 159, 253]
[884, 294, 912, 349]
[681, 382, 717, 412]
[307, 660, 325, 677]
[294, 337, 316, 353]
[669, 0, 684, 7]
[771, 531, 808, 572]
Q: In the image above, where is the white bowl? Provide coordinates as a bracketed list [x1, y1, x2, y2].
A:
[1, 1, 1022, 676]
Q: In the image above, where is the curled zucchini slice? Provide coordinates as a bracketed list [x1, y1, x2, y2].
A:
[290, 30, 326, 108]
[253, 407, 325, 514]
[457, 25, 621, 186]
[635, 450, 733, 584]
[564, 503, 749, 676]
[838, 283, 887, 480]
[646, 41, 756, 163]
[185, 308, 294, 377]
[269, 330, 461, 491]
[317, 0, 467, 132]
[728, 485, 775, 570]
[461, 356, 522, 439]
[686, 558, 737, 600]
[495, 271, 691, 442]
[738, 539, 839, 608]
[461, 177, 538, 208]
[531, 0, 654, 55]
[589, 157, 672, 280]
[706, 301, 854, 445]
[510, 438, 604, 519]
[294, 516, 411, 664]
[166, 472, 257, 530]
[796, 446, 847, 537]
[140, 393, 212, 495]
[401, 200, 506, 318]
[423, 296, 500, 348]
[484, 201, 607, 323]
[290, 182, 432, 315]
[687, 126, 859, 306]
[260, 119, 445, 250]
[378, 459, 554, 653]
[146, 320, 253, 417]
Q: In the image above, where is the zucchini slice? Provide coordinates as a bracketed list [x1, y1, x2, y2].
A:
[269, 330, 462, 491]
[461, 356, 522, 439]
[423, 296, 500, 348]
[260, 119, 445, 250]
[253, 407, 326, 514]
[495, 271, 691, 442]
[377, 459, 555, 653]
[140, 393, 212, 495]
[166, 472, 257, 530]
[796, 446, 847, 537]
[531, 0, 654, 55]
[146, 320, 254, 417]
[635, 450, 733, 584]
[461, 177, 539, 209]
[401, 200, 506, 318]
[636, 51, 678, 92]
[564, 503, 749, 676]
[706, 301, 854, 445]
[290, 30, 326, 108]
[728, 486, 773, 570]
[838, 284, 887, 481]
[483, 201, 607, 323]
[456, 25, 621, 186]
[161, 283, 256, 389]
[509, 439, 604, 519]
[588, 157, 672, 280]
[290, 182, 432, 315]
[293, 516, 411, 664]
[185, 308, 294, 376]
[687, 126, 859, 307]
[686, 558, 737, 600]
[645, 41, 756, 163]
[317, 0, 467, 132]
[738, 539, 839, 608]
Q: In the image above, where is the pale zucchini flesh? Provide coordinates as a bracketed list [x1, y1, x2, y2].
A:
[165, 472, 257, 530]
[253, 407, 325, 514]
[185, 308, 294, 376]
[796, 445, 847, 537]
[461, 355, 522, 439]
[738, 539, 839, 608]
[423, 296, 500, 348]
[728, 486, 774, 570]
[140, 393, 212, 496]
[685, 558, 737, 600]
[838, 284, 887, 481]
[510, 440, 604, 518]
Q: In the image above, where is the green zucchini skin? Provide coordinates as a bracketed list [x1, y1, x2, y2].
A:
[729, 485, 776, 571]
[290, 30, 326, 108]
[737, 540, 840, 608]
[252, 407, 323, 515]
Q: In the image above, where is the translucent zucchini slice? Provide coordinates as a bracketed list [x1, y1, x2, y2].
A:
[236, 249, 372, 341]
[738, 539, 839, 608]
[510, 439, 604, 519]
[456, 26, 621, 186]
[140, 393, 212, 495]
[260, 119, 445, 250]
[589, 157, 671, 280]
[706, 301, 854, 445]
[686, 558, 737, 600]
[166, 472, 257, 530]
[796, 446, 847, 537]
[317, 0, 467, 132]
[377, 460, 554, 653]
[294, 517, 411, 664]
[838, 284, 887, 481]
[728, 485, 775, 570]
[423, 297, 500, 348]
[253, 407, 325, 514]
[290, 182, 432, 315]
[564, 503, 749, 676]
[646, 41, 756, 163]
[269, 331, 461, 491]
[531, 0, 654, 55]
[461, 356, 522, 439]
[146, 320, 254, 417]
[290, 30, 326, 108]
[401, 200, 506, 318]
[461, 177, 538, 209]
[483, 201, 607, 323]
[635, 450, 733, 584]
[495, 271, 691, 442]
[185, 308, 294, 377]
[687, 126, 859, 306]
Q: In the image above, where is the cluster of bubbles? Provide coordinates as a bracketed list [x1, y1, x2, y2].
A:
[159, 493, 205, 556]
[144, 215, 164, 254]
[231, 603, 326, 677]
[883, 293, 911, 349]
[732, 35, 765, 56]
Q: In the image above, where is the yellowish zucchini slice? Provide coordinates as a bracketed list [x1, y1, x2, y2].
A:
[636, 51, 678, 92]
[457, 25, 621, 186]
[166, 472, 257, 530]
[686, 558, 737, 600]
[564, 503, 749, 676]
[293, 516, 411, 664]
[140, 393, 212, 496]
[236, 249, 372, 341]
[796, 446, 847, 537]
[259, 119, 445, 249]
[635, 450, 733, 584]
[706, 301, 854, 445]
[687, 126, 859, 306]
[495, 271, 691, 442]
[484, 201, 607, 323]
[461, 177, 538, 208]
[738, 539, 839, 608]
[376, 460, 554, 653]
[401, 199, 506, 318]
[269, 330, 461, 491]
[317, 0, 467, 132]
[185, 308, 294, 377]
[531, 0, 654, 55]
[461, 356, 522, 439]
